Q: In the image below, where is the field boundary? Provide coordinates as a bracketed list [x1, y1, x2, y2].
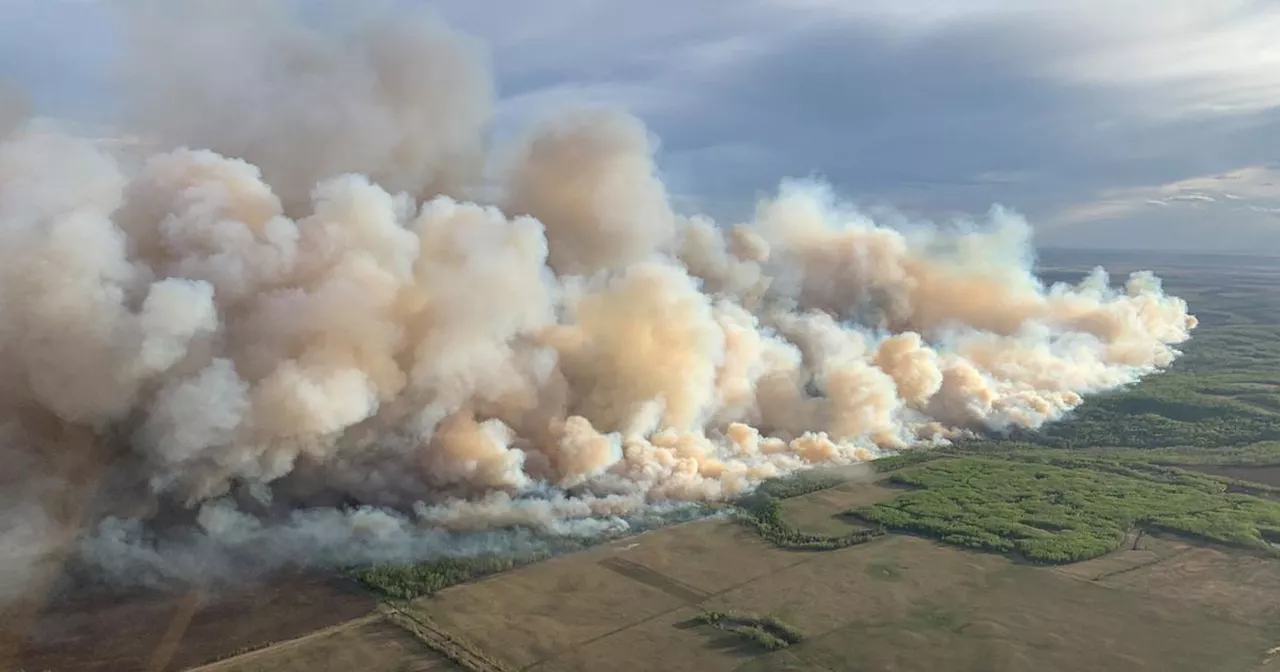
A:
[383, 605, 514, 672]
[179, 614, 382, 671]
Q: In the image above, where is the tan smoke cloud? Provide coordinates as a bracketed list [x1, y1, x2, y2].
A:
[0, 1, 1196, 594]
[505, 109, 677, 276]
[117, 0, 493, 211]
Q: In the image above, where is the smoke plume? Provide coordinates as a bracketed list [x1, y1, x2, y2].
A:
[0, 1, 1195, 598]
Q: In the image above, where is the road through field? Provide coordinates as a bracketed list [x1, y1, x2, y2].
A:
[180, 614, 384, 672]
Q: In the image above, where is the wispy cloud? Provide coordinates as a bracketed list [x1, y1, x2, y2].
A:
[1057, 166, 1280, 221]
[1046, 165, 1280, 250]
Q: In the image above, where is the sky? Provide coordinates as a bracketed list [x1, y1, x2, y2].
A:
[2, 0, 1279, 252]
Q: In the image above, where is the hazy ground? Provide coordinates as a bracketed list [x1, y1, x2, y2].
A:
[13, 248, 1280, 672]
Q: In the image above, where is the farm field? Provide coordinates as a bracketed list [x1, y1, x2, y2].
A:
[386, 478, 1280, 672]
[183, 614, 459, 672]
[15, 574, 380, 672]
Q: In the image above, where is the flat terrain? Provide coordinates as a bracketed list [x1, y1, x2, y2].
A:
[184, 614, 459, 672]
[392, 482, 1280, 672]
[16, 574, 379, 672]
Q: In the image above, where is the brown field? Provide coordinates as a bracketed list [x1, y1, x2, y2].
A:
[777, 479, 902, 537]
[14, 587, 180, 672]
[185, 614, 458, 672]
[397, 480, 1280, 672]
[400, 528, 1280, 672]
[1094, 541, 1280, 626]
[16, 573, 378, 672]
[19, 477, 1280, 672]
[1049, 530, 1192, 582]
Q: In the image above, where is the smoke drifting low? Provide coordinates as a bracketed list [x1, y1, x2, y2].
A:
[0, 2, 1195, 597]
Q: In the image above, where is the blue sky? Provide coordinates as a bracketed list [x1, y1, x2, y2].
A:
[3, 0, 1280, 252]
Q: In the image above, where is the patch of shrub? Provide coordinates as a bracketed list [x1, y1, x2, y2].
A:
[851, 457, 1280, 563]
[350, 554, 542, 599]
[736, 496, 884, 550]
[693, 610, 803, 650]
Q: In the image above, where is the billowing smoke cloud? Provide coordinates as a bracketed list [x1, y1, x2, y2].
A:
[117, 0, 493, 209]
[0, 2, 1196, 599]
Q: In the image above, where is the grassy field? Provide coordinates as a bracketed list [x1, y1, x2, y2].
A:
[24, 250, 1280, 671]
[16, 574, 381, 672]
[400, 513, 1280, 671]
[181, 615, 458, 672]
[690, 611, 805, 651]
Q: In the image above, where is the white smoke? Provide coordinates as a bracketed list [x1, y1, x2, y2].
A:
[0, 1, 1196, 597]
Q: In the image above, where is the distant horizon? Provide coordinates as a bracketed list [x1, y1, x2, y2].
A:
[1035, 246, 1280, 260]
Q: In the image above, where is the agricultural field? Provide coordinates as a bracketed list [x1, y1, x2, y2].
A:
[384, 481, 1280, 672]
[15, 574, 382, 672]
[18, 249, 1280, 671]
